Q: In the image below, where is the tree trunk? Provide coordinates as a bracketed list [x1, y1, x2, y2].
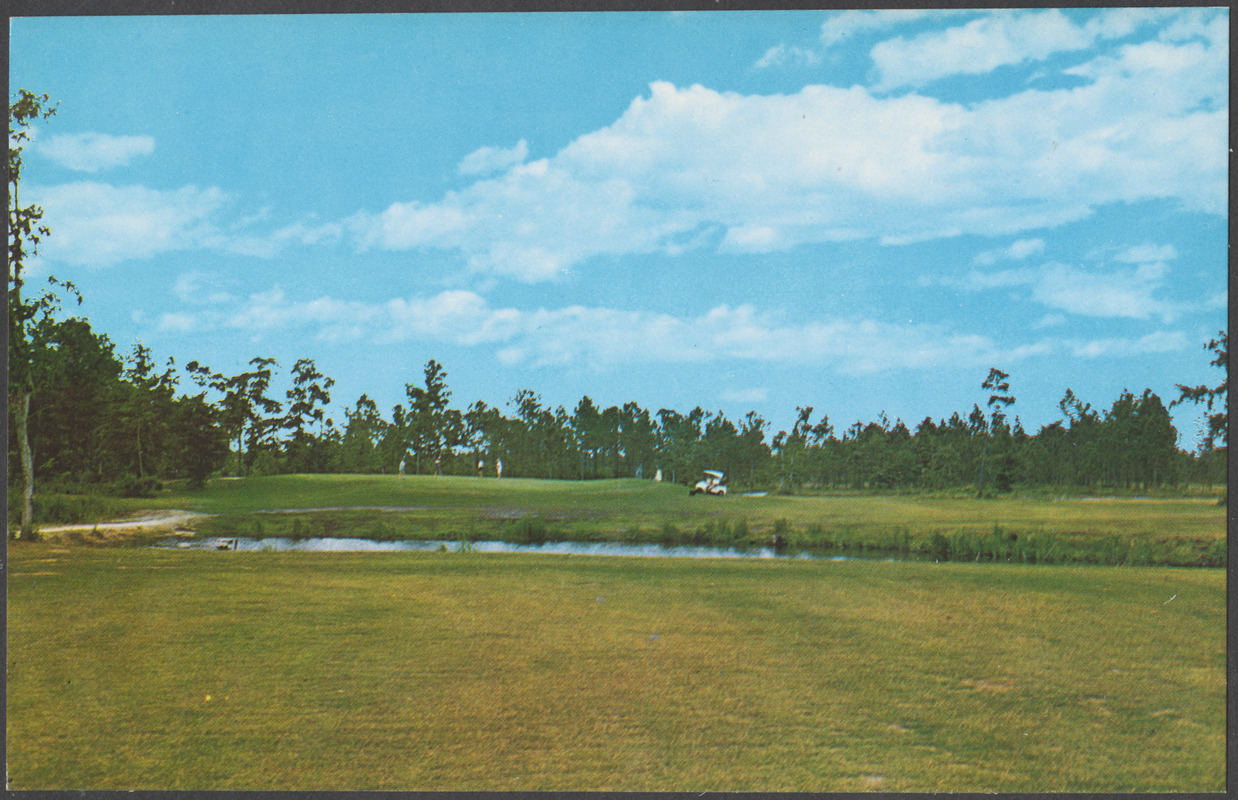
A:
[15, 390, 37, 541]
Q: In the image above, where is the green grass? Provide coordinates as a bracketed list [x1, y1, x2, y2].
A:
[15, 474, 1227, 565]
[195, 476, 1225, 566]
[6, 543, 1225, 791]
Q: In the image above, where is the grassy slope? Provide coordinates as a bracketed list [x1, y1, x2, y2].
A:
[7, 544, 1225, 791]
[164, 474, 1225, 538]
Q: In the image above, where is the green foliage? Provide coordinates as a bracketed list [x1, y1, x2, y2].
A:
[367, 519, 398, 542]
[1172, 331, 1227, 451]
[504, 515, 548, 544]
[114, 474, 163, 498]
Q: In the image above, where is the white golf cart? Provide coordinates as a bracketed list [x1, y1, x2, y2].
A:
[690, 469, 727, 496]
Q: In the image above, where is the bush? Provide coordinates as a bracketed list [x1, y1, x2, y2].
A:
[367, 519, 398, 541]
[114, 475, 162, 498]
[506, 515, 548, 544]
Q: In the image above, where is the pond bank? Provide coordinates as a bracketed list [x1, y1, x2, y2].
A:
[151, 535, 902, 561]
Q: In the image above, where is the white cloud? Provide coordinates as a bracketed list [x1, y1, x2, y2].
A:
[156, 312, 198, 333]
[156, 283, 1197, 377]
[1031, 262, 1183, 322]
[29, 180, 344, 267]
[226, 219, 344, 258]
[952, 254, 1190, 322]
[39, 132, 155, 172]
[1068, 331, 1189, 359]
[820, 9, 974, 50]
[721, 387, 770, 404]
[974, 238, 1045, 265]
[159, 286, 1025, 374]
[172, 271, 236, 304]
[1034, 313, 1067, 329]
[754, 44, 822, 70]
[869, 8, 1170, 91]
[956, 268, 1037, 291]
[458, 139, 529, 176]
[31, 182, 226, 266]
[352, 14, 1225, 281]
[1114, 243, 1177, 264]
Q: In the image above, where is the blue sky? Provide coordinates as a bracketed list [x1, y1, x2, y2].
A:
[10, 9, 1229, 447]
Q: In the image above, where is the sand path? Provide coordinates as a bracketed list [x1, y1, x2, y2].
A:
[33, 511, 208, 536]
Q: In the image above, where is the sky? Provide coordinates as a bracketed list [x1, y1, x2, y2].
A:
[9, 8, 1230, 448]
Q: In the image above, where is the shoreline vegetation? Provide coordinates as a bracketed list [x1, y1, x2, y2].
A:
[14, 474, 1227, 568]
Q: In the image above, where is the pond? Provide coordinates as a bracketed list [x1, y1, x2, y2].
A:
[151, 536, 903, 561]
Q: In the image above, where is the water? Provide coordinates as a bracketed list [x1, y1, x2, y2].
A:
[154, 536, 866, 560]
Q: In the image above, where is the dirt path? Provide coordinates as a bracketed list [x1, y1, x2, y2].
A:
[34, 511, 208, 539]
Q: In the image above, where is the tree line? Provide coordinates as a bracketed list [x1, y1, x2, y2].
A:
[7, 89, 1229, 539]
[8, 313, 1227, 492]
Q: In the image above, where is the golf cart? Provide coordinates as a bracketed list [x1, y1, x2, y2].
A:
[690, 470, 727, 496]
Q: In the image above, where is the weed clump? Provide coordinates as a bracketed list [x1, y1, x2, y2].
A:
[506, 515, 548, 544]
[367, 519, 398, 541]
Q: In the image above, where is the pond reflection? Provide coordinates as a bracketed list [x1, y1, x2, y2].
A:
[154, 537, 865, 560]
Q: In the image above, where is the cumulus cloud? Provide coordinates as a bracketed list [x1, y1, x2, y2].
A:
[352, 13, 1225, 281]
[156, 282, 1196, 378]
[39, 132, 155, 172]
[458, 139, 529, 176]
[869, 8, 1171, 91]
[160, 285, 1026, 374]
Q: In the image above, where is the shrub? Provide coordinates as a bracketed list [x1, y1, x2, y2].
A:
[368, 519, 398, 541]
[114, 475, 162, 498]
[507, 515, 547, 544]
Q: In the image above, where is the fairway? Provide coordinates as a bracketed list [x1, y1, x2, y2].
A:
[49, 475, 1227, 568]
[7, 543, 1225, 791]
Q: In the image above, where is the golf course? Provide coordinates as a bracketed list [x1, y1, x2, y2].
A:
[6, 474, 1228, 791]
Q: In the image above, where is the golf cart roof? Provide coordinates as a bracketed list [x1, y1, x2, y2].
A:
[703, 470, 724, 479]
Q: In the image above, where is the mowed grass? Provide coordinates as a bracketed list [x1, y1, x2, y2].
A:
[163, 474, 1225, 541]
[7, 544, 1225, 791]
